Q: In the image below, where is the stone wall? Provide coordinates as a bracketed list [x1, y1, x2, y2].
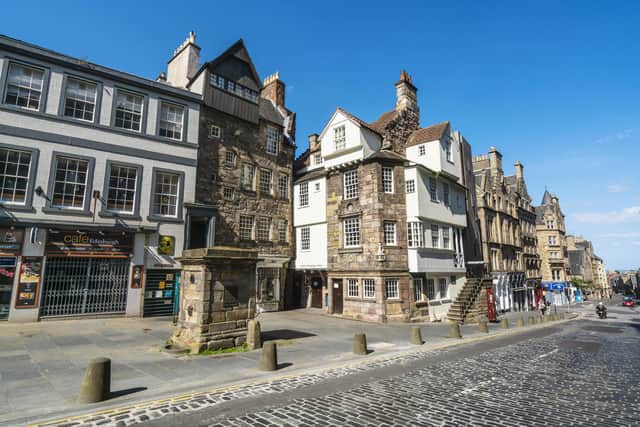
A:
[171, 248, 257, 353]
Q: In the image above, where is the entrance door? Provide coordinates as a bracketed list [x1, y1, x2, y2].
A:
[332, 279, 343, 314]
[41, 258, 129, 318]
[143, 270, 178, 317]
[311, 277, 323, 308]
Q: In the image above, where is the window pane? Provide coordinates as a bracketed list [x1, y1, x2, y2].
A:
[64, 78, 97, 121]
[4, 63, 44, 110]
[106, 164, 137, 213]
[159, 102, 184, 140]
[51, 157, 89, 209]
[114, 91, 143, 131]
[152, 172, 179, 216]
[0, 148, 32, 204]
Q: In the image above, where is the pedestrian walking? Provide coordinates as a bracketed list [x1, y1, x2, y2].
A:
[539, 299, 547, 316]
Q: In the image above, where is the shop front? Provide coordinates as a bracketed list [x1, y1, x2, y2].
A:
[0, 228, 24, 321]
[40, 230, 133, 318]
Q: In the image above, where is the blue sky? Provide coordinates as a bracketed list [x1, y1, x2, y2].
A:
[4, 1, 639, 270]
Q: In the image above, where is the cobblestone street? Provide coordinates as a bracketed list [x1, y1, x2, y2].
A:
[39, 312, 640, 427]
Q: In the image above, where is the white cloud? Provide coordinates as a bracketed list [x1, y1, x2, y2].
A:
[573, 206, 640, 224]
[607, 184, 625, 193]
[595, 128, 634, 145]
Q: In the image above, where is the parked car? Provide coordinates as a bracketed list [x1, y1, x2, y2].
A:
[622, 296, 635, 308]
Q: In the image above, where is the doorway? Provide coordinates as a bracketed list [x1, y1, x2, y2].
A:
[332, 279, 343, 314]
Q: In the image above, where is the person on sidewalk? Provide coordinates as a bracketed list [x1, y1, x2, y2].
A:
[539, 299, 547, 316]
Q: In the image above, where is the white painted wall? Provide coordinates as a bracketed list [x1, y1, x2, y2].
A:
[295, 223, 327, 269]
[405, 133, 462, 182]
[319, 110, 381, 169]
[293, 176, 326, 226]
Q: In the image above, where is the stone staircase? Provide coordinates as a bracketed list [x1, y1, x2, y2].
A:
[447, 276, 490, 324]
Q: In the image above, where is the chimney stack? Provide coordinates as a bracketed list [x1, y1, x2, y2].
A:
[395, 70, 418, 112]
[514, 161, 524, 180]
[308, 133, 319, 151]
[261, 72, 286, 108]
[166, 32, 201, 89]
[488, 146, 503, 177]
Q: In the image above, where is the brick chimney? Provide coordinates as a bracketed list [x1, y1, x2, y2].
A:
[166, 32, 201, 89]
[489, 146, 503, 177]
[395, 70, 418, 112]
[308, 133, 320, 151]
[514, 161, 524, 180]
[261, 72, 286, 107]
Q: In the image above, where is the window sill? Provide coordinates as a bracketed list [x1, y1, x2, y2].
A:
[42, 207, 92, 217]
[338, 247, 363, 254]
[0, 204, 36, 213]
[387, 298, 402, 302]
[99, 211, 142, 220]
[415, 301, 429, 307]
[146, 215, 184, 224]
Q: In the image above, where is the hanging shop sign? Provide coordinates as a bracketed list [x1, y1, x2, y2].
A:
[46, 231, 133, 258]
[16, 257, 42, 308]
[0, 228, 24, 256]
[157, 235, 175, 256]
[131, 265, 144, 289]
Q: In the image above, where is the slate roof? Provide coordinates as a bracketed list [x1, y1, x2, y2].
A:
[259, 98, 284, 125]
[541, 190, 553, 205]
[369, 109, 398, 133]
[367, 149, 407, 162]
[293, 167, 327, 184]
[407, 122, 450, 148]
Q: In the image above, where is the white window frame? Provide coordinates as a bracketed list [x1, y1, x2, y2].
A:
[241, 163, 255, 191]
[418, 145, 426, 156]
[0, 147, 33, 206]
[158, 102, 185, 140]
[443, 183, 449, 205]
[344, 170, 358, 200]
[334, 125, 346, 151]
[259, 169, 272, 195]
[343, 216, 361, 248]
[438, 278, 448, 299]
[51, 156, 90, 210]
[414, 278, 425, 302]
[406, 179, 415, 193]
[300, 226, 310, 250]
[314, 153, 323, 165]
[266, 126, 280, 155]
[210, 125, 221, 138]
[63, 77, 98, 122]
[298, 182, 309, 208]
[223, 187, 234, 201]
[428, 177, 438, 202]
[407, 222, 423, 248]
[442, 226, 450, 249]
[383, 221, 397, 246]
[431, 224, 440, 248]
[224, 151, 236, 168]
[105, 163, 138, 214]
[363, 279, 376, 299]
[445, 140, 453, 162]
[151, 171, 180, 217]
[278, 174, 289, 199]
[382, 167, 394, 193]
[347, 279, 359, 298]
[114, 89, 144, 132]
[4, 62, 45, 111]
[385, 279, 399, 300]
[239, 215, 254, 241]
[256, 217, 271, 241]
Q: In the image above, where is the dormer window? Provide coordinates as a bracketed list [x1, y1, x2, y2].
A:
[314, 153, 323, 165]
[209, 73, 259, 103]
[445, 140, 453, 162]
[334, 126, 346, 151]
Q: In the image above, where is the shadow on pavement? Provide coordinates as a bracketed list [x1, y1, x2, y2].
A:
[109, 387, 148, 399]
[261, 329, 316, 341]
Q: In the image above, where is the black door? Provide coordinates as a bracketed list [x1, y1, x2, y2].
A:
[332, 279, 343, 314]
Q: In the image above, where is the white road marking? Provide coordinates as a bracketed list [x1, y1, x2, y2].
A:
[537, 348, 559, 359]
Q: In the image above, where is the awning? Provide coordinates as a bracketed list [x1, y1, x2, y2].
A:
[541, 282, 567, 291]
[145, 246, 181, 269]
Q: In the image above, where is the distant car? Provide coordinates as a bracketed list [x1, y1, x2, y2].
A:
[622, 296, 635, 308]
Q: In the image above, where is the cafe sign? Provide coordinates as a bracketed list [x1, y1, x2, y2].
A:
[46, 231, 133, 258]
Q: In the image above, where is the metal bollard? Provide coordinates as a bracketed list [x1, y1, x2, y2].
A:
[517, 317, 525, 327]
[449, 322, 462, 338]
[78, 357, 111, 403]
[500, 319, 509, 329]
[258, 341, 277, 371]
[410, 327, 423, 345]
[478, 321, 489, 333]
[353, 333, 368, 355]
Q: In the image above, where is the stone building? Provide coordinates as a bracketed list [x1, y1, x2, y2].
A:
[535, 190, 571, 304]
[567, 235, 610, 299]
[505, 161, 541, 310]
[293, 71, 468, 322]
[0, 34, 201, 322]
[472, 148, 527, 312]
[169, 37, 296, 313]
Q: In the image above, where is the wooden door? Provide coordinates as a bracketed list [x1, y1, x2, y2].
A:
[332, 279, 343, 314]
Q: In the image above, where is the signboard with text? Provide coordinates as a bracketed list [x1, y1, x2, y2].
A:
[46, 231, 133, 258]
[16, 257, 41, 308]
[0, 228, 24, 256]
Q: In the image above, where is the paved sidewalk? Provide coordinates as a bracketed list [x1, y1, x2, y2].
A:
[0, 307, 578, 426]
